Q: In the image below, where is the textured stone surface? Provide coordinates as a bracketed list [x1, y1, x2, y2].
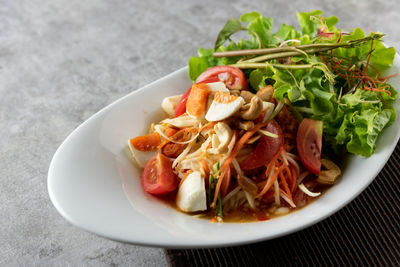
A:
[0, 0, 398, 266]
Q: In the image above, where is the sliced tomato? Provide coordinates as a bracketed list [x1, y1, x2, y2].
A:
[174, 87, 192, 117]
[240, 120, 283, 170]
[142, 153, 178, 195]
[195, 66, 249, 90]
[130, 132, 161, 151]
[296, 118, 323, 175]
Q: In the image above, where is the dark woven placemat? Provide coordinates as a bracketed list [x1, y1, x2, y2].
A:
[166, 142, 400, 266]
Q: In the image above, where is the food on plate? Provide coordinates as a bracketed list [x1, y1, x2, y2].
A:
[128, 10, 397, 222]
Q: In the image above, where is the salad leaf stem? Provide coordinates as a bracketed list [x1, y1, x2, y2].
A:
[231, 62, 314, 69]
[213, 33, 384, 58]
[293, 106, 314, 114]
[232, 62, 336, 84]
[268, 101, 285, 121]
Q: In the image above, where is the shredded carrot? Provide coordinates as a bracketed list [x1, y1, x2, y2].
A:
[279, 172, 291, 197]
[279, 189, 294, 206]
[211, 122, 268, 206]
[290, 165, 297, 193]
[337, 31, 342, 43]
[200, 160, 209, 179]
[330, 31, 342, 57]
[378, 72, 398, 81]
[364, 39, 374, 76]
[256, 164, 284, 199]
[322, 55, 395, 97]
[206, 141, 212, 149]
[362, 84, 392, 96]
[265, 156, 276, 177]
[320, 16, 329, 33]
[221, 167, 231, 198]
[276, 159, 294, 203]
[284, 165, 293, 185]
[200, 121, 217, 131]
[366, 64, 399, 82]
[254, 149, 282, 198]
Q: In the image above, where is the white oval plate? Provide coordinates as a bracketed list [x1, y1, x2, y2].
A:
[48, 55, 400, 248]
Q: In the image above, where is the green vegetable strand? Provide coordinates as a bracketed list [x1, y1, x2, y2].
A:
[213, 33, 384, 59]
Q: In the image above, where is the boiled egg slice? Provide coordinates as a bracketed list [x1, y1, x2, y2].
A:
[176, 171, 207, 212]
[206, 81, 230, 93]
[161, 94, 182, 117]
[205, 91, 244, 122]
[127, 140, 156, 168]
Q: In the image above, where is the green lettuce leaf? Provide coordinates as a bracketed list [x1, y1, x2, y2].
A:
[296, 10, 338, 37]
[241, 12, 274, 47]
[346, 109, 392, 156]
[214, 18, 244, 50]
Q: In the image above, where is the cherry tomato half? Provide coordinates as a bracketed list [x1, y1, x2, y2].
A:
[240, 120, 283, 170]
[174, 87, 192, 117]
[296, 118, 323, 175]
[195, 66, 249, 90]
[141, 153, 178, 195]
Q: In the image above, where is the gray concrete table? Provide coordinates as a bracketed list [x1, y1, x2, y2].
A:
[1, 0, 399, 266]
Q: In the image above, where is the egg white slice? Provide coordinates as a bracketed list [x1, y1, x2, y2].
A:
[205, 91, 244, 122]
[161, 94, 182, 117]
[205, 82, 230, 93]
[176, 171, 207, 212]
[127, 140, 156, 168]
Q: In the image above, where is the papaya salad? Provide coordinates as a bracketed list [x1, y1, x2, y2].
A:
[128, 11, 398, 222]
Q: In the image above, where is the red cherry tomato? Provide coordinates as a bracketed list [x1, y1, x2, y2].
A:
[174, 87, 192, 117]
[141, 153, 178, 195]
[240, 120, 283, 170]
[296, 118, 323, 175]
[195, 66, 249, 90]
